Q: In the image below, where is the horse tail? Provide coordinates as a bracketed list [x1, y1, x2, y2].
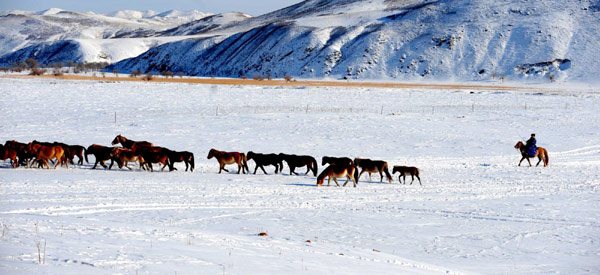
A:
[312, 158, 318, 177]
[383, 162, 393, 182]
[544, 150, 549, 166]
[190, 153, 195, 172]
[354, 165, 359, 183]
[242, 153, 249, 172]
[82, 147, 88, 164]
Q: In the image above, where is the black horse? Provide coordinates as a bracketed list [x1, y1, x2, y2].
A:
[279, 153, 318, 176]
[247, 151, 283, 174]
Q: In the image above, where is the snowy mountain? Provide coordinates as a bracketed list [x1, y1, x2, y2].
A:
[2, 0, 600, 83]
[0, 8, 210, 64]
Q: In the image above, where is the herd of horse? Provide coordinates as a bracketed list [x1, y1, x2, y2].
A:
[1, 135, 549, 187]
[0, 135, 195, 172]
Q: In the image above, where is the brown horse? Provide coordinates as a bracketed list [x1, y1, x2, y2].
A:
[26, 142, 67, 169]
[86, 144, 114, 169]
[167, 150, 195, 172]
[111, 135, 153, 149]
[354, 158, 393, 183]
[317, 164, 357, 187]
[109, 148, 145, 170]
[207, 149, 248, 174]
[514, 141, 549, 167]
[5, 140, 34, 167]
[392, 166, 422, 185]
[0, 144, 19, 167]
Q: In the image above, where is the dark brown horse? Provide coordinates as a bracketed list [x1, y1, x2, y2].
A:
[280, 153, 318, 176]
[0, 144, 19, 167]
[167, 150, 195, 172]
[4, 140, 34, 167]
[136, 146, 171, 172]
[354, 158, 393, 183]
[53, 142, 87, 165]
[86, 144, 114, 169]
[392, 166, 421, 185]
[514, 141, 549, 167]
[111, 135, 153, 149]
[207, 149, 248, 174]
[247, 151, 283, 174]
[317, 164, 357, 187]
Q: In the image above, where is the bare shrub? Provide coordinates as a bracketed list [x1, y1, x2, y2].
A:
[52, 68, 63, 76]
[284, 75, 293, 82]
[29, 68, 47, 76]
[266, 73, 272, 80]
[113, 69, 119, 77]
[130, 70, 142, 78]
[253, 75, 264, 81]
[162, 70, 174, 78]
[178, 72, 184, 78]
[142, 73, 153, 81]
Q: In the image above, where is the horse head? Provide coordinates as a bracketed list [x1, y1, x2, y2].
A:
[111, 135, 122, 145]
[207, 149, 216, 159]
[514, 141, 524, 150]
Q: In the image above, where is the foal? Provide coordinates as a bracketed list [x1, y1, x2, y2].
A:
[392, 166, 421, 185]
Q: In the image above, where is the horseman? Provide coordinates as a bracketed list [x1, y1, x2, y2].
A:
[525, 133, 537, 157]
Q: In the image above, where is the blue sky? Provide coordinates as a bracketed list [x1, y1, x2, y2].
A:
[0, 0, 303, 16]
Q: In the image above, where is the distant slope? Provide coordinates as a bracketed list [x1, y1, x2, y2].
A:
[0, 8, 210, 64]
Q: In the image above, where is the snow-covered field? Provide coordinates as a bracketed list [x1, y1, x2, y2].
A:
[0, 77, 599, 274]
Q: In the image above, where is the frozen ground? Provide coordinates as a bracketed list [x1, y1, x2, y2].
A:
[0, 77, 599, 274]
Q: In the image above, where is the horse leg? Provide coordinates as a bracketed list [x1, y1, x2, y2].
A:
[358, 169, 366, 181]
[327, 176, 332, 187]
[518, 157, 525, 166]
[526, 158, 532, 167]
[333, 178, 340, 187]
[536, 156, 542, 167]
[378, 170, 384, 182]
[368, 172, 372, 181]
[100, 160, 107, 169]
[403, 174, 407, 185]
[416, 174, 422, 186]
[410, 175, 414, 185]
[304, 165, 310, 175]
[259, 165, 268, 175]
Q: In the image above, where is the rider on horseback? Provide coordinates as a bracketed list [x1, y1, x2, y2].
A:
[525, 133, 537, 157]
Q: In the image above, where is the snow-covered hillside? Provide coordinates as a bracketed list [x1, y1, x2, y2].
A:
[1, 77, 599, 273]
[0, 8, 210, 63]
[2, 0, 600, 82]
[110, 0, 600, 82]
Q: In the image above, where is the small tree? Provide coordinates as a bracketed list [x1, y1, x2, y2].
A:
[266, 73, 272, 80]
[178, 72, 184, 78]
[25, 58, 39, 69]
[284, 75, 293, 82]
[113, 69, 119, 77]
